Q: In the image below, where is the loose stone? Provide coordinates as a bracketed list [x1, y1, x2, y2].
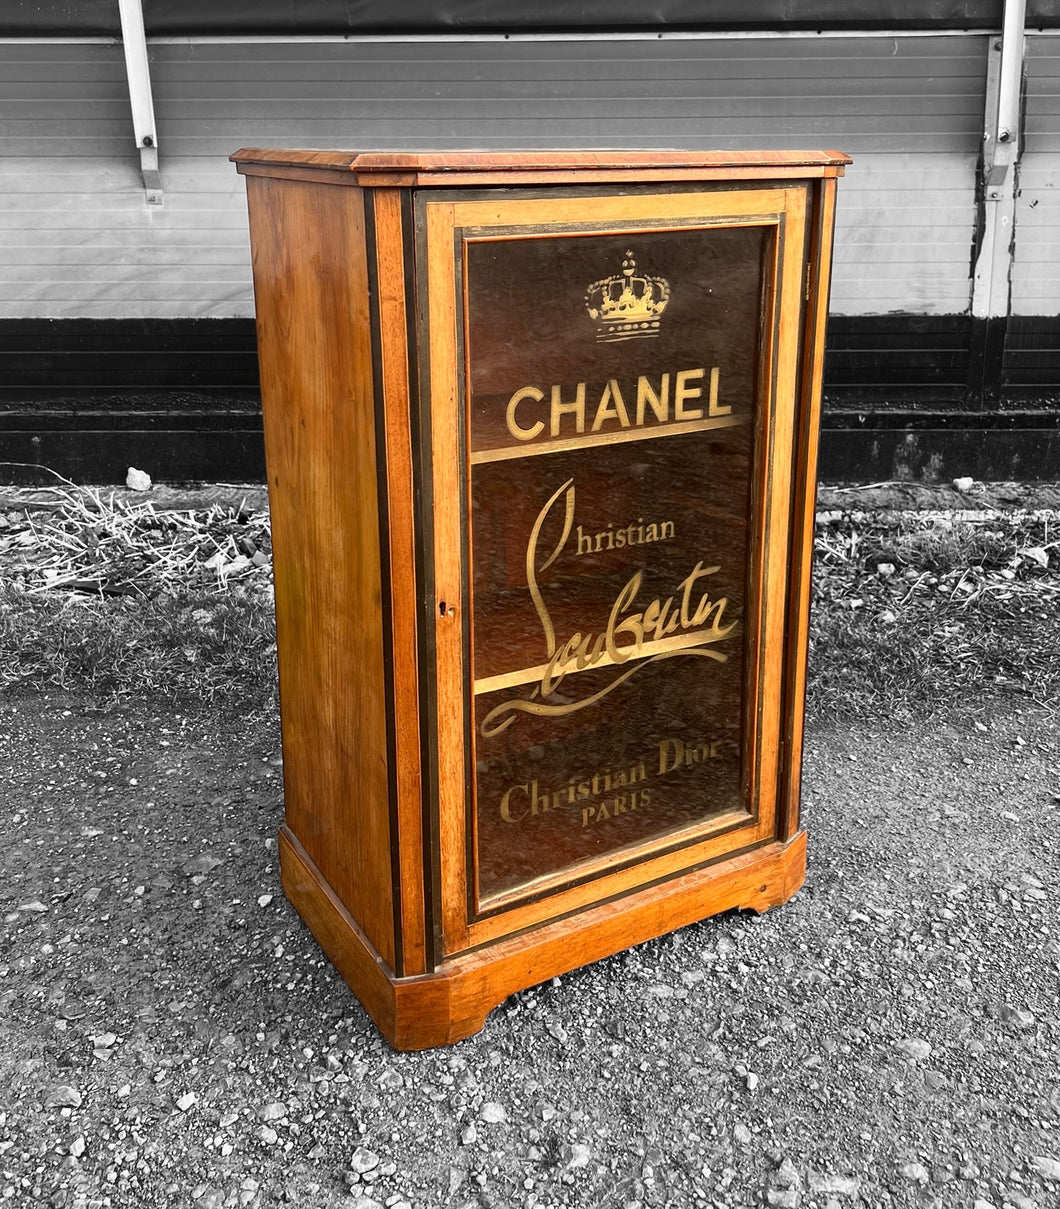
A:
[807, 1172, 860, 1196]
[765, 1192, 798, 1208]
[774, 1158, 800, 1189]
[568, 1143, 591, 1169]
[1028, 1155, 1060, 1181]
[1008, 1194, 1039, 1209]
[1003, 1007, 1037, 1030]
[45, 1086, 82, 1109]
[894, 1038, 932, 1060]
[350, 1146, 380, 1174]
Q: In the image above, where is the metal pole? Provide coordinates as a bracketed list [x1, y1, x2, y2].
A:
[117, 0, 162, 203]
[972, 0, 1026, 322]
[997, 0, 1027, 148]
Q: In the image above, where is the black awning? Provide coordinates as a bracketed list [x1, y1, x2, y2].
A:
[7, 0, 1058, 39]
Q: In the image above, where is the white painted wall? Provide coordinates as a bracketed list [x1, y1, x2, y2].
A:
[1012, 33, 1060, 315]
[0, 34, 989, 320]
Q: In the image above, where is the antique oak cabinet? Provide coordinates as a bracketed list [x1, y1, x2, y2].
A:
[231, 149, 849, 1049]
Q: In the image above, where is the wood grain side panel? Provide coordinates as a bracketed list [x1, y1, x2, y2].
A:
[752, 184, 810, 840]
[782, 177, 839, 840]
[245, 173, 395, 970]
[279, 826, 397, 1038]
[372, 188, 428, 977]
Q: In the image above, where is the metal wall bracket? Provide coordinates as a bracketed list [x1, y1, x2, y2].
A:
[118, 0, 163, 204]
[972, 0, 1025, 321]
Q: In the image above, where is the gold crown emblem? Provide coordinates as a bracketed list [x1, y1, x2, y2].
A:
[584, 251, 670, 342]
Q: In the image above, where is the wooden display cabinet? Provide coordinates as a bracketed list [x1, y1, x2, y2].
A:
[231, 148, 849, 1049]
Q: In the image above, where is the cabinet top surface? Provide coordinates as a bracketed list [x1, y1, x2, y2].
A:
[230, 147, 851, 184]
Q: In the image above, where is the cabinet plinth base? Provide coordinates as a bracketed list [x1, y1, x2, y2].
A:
[279, 825, 806, 1051]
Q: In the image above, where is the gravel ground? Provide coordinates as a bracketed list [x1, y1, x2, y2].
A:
[1, 692, 1058, 1209]
[1, 480, 1059, 1209]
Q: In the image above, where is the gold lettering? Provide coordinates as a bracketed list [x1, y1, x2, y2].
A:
[658, 736, 723, 775]
[606, 574, 645, 663]
[591, 379, 631, 432]
[574, 516, 675, 557]
[524, 478, 575, 661]
[541, 632, 581, 697]
[574, 631, 607, 671]
[674, 368, 705, 420]
[550, 382, 586, 436]
[506, 386, 545, 441]
[679, 562, 721, 628]
[491, 367, 728, 454]
[707, 366, 729, 417]
[529, 781, 550, 815]
[497, 760, 680, 828]
[480, 483, 738, 737]
[659, 738, 683, 774]
[635, 374, 670, 424]
[500, 784, 528, 822]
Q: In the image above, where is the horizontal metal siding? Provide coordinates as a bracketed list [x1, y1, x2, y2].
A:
[0, 35, 985, 319]
[0, 43, 251, 318]
[1012, 34, 1060, 317]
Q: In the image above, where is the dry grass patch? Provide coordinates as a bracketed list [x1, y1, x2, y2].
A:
[0, 483, 276, 706]
[1, 481, 1058, 718]
[807, 508, 1060, 719]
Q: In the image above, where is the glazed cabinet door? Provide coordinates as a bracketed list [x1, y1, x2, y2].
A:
[417, 182, 812, 958]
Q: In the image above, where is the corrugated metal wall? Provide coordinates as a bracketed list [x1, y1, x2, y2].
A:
[0, 34, 986, 321]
